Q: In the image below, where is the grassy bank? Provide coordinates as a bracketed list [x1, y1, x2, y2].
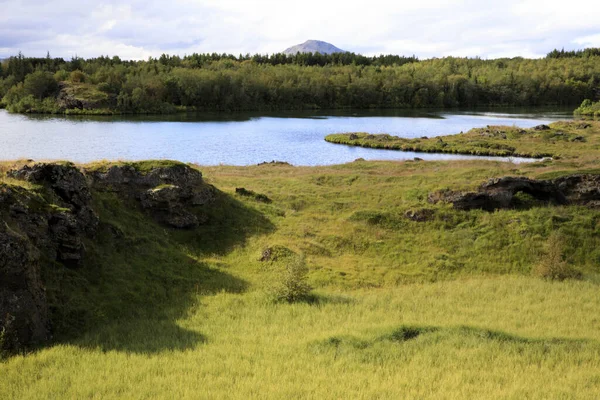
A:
[2, 146, 600, 397]
[325, 120, 599, 159]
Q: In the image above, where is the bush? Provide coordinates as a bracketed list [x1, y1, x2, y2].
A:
[53, 69, 69, 82]
[69, 70, 87, 83]
[273, 255, 312, 302]
[574, 99, 600, 116]
[534, 233, 581, 280]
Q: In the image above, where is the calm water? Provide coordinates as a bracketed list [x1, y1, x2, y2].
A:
[0, 108, 572, 166]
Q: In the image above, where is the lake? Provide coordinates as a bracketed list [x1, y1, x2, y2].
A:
[0, 108, 572, 166]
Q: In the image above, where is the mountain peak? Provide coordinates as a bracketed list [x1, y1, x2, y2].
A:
[283, 40, 346, 55]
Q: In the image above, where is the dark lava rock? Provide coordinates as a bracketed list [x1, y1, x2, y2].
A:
[235, 187, 272, 203]
[1, 162, 103, 352]
[55, 82, 112, 110]
[6, 163, 99, 265]
[257, 160, 292, 166]
[259, 248, 273, 262]
[554, 174, 600, 207]
[480, 177, 567, 206]
[258, 245, 295, 262]
[429, 174, 600, 211]
[88, 163, 215, 228]
[9, 163, 91, 205]
[1, 161, 217, 352]
[348, 133, 359, 140]
[532, 124, 551, 131]
[140, 185, 201, 229]
[0, 226, 49, 352]
[404, 208, 434, 222]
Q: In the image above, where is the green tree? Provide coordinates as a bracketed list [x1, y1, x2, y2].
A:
[23, 71, 58, 100]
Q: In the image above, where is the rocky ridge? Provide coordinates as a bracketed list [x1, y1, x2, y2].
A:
[0, 161, 214, 352]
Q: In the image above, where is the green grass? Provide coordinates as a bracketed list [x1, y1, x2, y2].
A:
[61, 82, 110, 104]
[325, 120, 600, 159]
[2, 150, 600, 398]
[83, 159, 188, 173]
[2, 279, 600, 399]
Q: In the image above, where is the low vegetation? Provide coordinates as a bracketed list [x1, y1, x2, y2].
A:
[575, 99, 600, 117]
[325, 120, 599, 158]
[1, 122, 600, 397]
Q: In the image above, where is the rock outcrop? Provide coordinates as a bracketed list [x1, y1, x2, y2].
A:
[55, 82, 113, 111]
[0, 223, 48, 351]
[1, 161, 214, 352]
[429, 174, 600, 211]
[1, 162, 100, 351]
[87, 162, 215, 228]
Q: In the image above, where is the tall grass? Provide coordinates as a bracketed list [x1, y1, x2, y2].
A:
[2, 278, 600, 399]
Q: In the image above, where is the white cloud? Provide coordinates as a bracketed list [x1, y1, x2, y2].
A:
[0, 0, 599, 59]
[573, 33, 600, 48]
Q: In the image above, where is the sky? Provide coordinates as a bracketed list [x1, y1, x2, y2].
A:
[1, 0, 600, 60]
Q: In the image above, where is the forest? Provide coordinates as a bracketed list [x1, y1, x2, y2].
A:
[1, 49, 599, 114]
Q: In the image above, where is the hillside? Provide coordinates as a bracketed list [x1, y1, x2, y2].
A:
[283, 40, 346, 55]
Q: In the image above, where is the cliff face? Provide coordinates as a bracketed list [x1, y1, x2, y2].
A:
[0, 161, 215, 352]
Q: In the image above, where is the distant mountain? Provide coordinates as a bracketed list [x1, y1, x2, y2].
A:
[283, 40, 346, 55]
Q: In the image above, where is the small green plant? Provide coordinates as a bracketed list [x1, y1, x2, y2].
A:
[534, 233, 581, 281]
[273, 255, 312, 303]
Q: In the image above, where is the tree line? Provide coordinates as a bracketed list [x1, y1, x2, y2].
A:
[1, 49, 599, 114]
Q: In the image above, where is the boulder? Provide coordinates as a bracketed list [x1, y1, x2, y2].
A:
[532, 124, 551, 131]
[404, 208, 434, 222]
[554, 174, 600, 207]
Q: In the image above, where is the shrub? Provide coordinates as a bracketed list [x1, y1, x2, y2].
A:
[273, 255, 312, 302]
[69, 70, 87, 83]
[574, 99, 600, 116]
[534, 233, 581, 280]
[23, 71, 58, 100]
[53, 69, 70, 82]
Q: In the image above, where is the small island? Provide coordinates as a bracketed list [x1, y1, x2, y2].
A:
[325, 121, 598, 159]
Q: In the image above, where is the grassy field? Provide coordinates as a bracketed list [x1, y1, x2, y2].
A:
[2, 122, 600, 398]
[3, 279, 600, 399]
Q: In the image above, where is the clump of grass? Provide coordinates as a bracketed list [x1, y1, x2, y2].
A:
[273, 255, 312, 303]
[534, 233, 582, 281]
